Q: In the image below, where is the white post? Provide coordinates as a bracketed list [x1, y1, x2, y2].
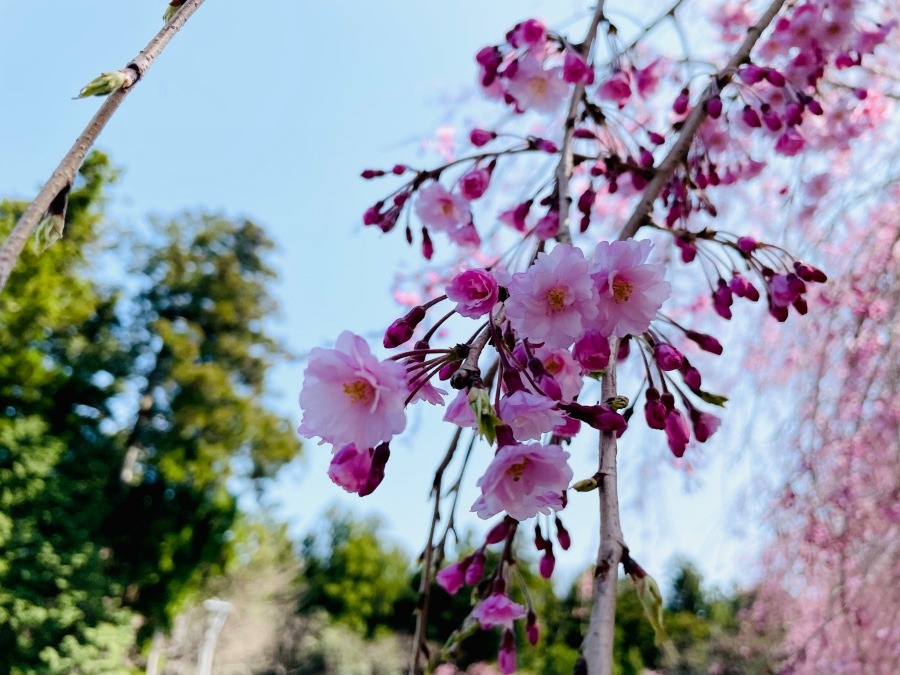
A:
[197, 598, 232, 675]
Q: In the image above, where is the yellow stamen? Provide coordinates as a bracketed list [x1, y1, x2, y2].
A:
[546, 287, 567, 311]
[506, 459, 529, 481]
[343, 380, 375, 406]
[612, 277, 634, 304]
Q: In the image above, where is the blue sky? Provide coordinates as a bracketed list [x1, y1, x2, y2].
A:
[0, 1, 767, 591]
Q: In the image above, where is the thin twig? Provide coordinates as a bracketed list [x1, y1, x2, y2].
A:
[617, 0, 789, 242]
[0, 0, 207, 293]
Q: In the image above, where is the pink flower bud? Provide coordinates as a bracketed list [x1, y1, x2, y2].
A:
[555, 517, 571, 550]
[673, 88, 690, 115]
[363, 203, 384, 226]
[691, 410, 721, 443]
[526, 611, 540, 645]
[361, 169, 385, 179]
[499, 629, 517, 675]
[794, 261, 827, 283]
[486, 519, 511, 545]
[534, 523, 546, 551]
[465, 549, 486, 585]
[764, 68, 786, 87]
[685, 330, 723, 355]
[675, 237, 697, 263]
[741, 105, 762, 128]
[563, 49, 593, 84]
[775, 128, 805, 156]
[515, 18, 547, 46]
[644, 388, 667, 430]
[737, 237, 758, 254]
[436, 558, 468, 595]
[706, 96, 723, 119]
[762, 106, 783, 132]
[713, 280, 734, 320]
[738, 65, 765, 84]
[573, 330, 610, 372]
[534, 138, 558, 153]
[654, 343, 684, 371]
[560, 402, 627, 433]
[682, 363, 702, 390]
[665, 409, 691, 458]
[459, 168, 491, 200]
[470, 128, 495, 147]
[360, 442, 390, 496]
[539, 548, 556, 578]
[421, 228, 434, 260]
[383, 306, 426, 348]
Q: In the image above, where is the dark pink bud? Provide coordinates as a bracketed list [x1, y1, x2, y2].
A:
[639, 148, 654, 168]
[738, 65, 765, 84]
[534, 523, 546, 551]
[517, 18, 547, 46]
[573, 128, 596, 139]
[673, 88, 690, 115]
[577, 189, 595, 214]
[464, 549, 486, 585]
[648, 131, 665, 145]
[769, 303, 789, 322]
[460, 168, 491, 200]
[438, 360, 460, 381]
[834, 52, 855, 69]
[665, 409, 691, 458]
[729, 272, 757, 301]
[486, 519, 510, 545]
[361, 169, 385, 179]
[644, 387, 666, 430]
[762, 106, 783, 132]
[539, 548, 556, 579]
[538, 374, 562, 401]
[526, 611, 540, 646]
[807, 99, 824, 115]
[363, 203, 384, 226]
[713, 280, 734, 320]
[383, 306, 426, 348]
[476, 45, 501, 67]
[499, 629, 517, 675]
[535, 138, 558, 153]
[794, 261, 827, 283]
[764, 68, 786, 87]
[436, 558, 468, 595]
[360, 442, 390, 496]
[573, 330, 610, 371]
[470, 128, 495, 147]
[741, 105, 762, 128]
[682, 365, 702, 390]
[617, 337, 631, 361]
[391, 164, 406, 175]
[737, 236, 758, 254]
[691, 410, 721, 443]
[555, 517, 571, 550]
[706, 96, 723, 119]
[784, 102, 803, 126]
[563, 49, 593, 84]
[560, 402, 627, 433]
[421, 228, 434, 260]
[685, 330, 723, 355]
[654, 343, 684, 371]
[675, 237, 697, 263]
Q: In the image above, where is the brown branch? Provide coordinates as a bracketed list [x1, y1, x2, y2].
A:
[617, 0, 789, 242]
[579, 336, 625, 673]
[0, 0, 207, 293]
[557, 1, 607, 244]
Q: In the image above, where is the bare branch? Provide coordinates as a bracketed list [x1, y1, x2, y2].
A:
[0, 0, 207, 293]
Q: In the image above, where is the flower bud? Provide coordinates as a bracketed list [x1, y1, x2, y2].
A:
[470, 128, 495, 147]
[383, 306, 426, 348]
[464, 549, 486, 585]
[539, 548, 556, 579]
[555, 517, 571, 550]
[654, 344, 683, 371]
[499, 629, 517, 675]
[573, 330, 610, 372]
[486, 519, 511, 545]
[526, 611, 540, 645]
[665, 409, 690, 458]
[685, 330, 723, 355]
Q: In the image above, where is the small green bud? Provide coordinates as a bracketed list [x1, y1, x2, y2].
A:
[77, 70, 130, 98]
[468, 387, 501, 445]
[696, 390, 729, 407]
[572, 477, 599, 492]
[163, 0, 187, 22]
[606, 395, 629, 410]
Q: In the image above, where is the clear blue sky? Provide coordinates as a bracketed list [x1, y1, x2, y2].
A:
[0, 1, 766, 591]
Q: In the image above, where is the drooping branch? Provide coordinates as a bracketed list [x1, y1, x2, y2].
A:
[0, 0, 206, 293]
[617, 0, 788, 242]
[557, 0, 607, 244]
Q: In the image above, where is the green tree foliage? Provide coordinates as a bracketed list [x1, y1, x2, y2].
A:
[0, 152, 300, 672]
[298, 509, 415, 636]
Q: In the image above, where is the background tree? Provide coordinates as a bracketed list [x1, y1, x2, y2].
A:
[0, 152, 301, 671]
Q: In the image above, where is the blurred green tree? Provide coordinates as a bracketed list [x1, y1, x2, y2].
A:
[0, 152, 301, 672]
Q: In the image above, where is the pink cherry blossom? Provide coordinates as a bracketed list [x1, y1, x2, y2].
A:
[414, 182, 471, 233]
[506, 55, 568, 114]
[598, 70, 632, 107]
[573, 329, 611, 372]
[472, 442, 573, 521]
[443, 389, 477, 429]
[498, 391, 566, 440]
[505, 244, 599, 348]
[533, 345, 584, 400]
[436, 560, 467, 595]
[588, 239, 671, 338]
[446, 268, 499, 318]
[472, 593, 527, 629]
[459, 167, 492, 200]
[299, 331, 407, 449]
